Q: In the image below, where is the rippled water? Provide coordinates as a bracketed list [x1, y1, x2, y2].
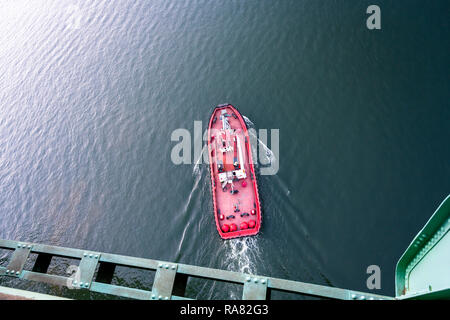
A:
[0, 0, 449, 299]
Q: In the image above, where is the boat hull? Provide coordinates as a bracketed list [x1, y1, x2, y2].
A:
[207, 104, 261, 239]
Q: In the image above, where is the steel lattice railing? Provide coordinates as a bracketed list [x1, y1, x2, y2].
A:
[0, 239, 393, 300]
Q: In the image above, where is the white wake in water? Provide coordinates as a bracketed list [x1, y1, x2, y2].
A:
[224, 237, 261, 299]
[224, 237, 260, 274]
[243, 115, 277, 171]
[243, 115, 254, 127]
[192, 143, 207, 176]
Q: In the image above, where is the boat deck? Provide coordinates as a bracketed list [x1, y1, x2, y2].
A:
[208, 105, 260, 239]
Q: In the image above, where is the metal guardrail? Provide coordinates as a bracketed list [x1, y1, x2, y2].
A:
[0, 239, 393, 300]
[395, 195, 450, 299]
[0, 285, 70, 300]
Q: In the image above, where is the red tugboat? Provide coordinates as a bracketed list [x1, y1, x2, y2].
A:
[207, 104, 261, 239]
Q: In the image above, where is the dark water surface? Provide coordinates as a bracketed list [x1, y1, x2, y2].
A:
[0, 0, 449, 298]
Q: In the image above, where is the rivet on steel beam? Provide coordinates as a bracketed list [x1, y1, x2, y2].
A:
[89, 254, 93, 258]
[158, 295, 162, 300]
[10, 270, 14, 273]
[171, 265, 176, 270]
[164, 297, 169, 300]
[85, 283, 89, 287]
[261, 279, 266, 284]
[95, 255, 99, 259]
[17, 244, 21, 248]
[27, 245, 31, 249]
[79, 282, 84, 287]
[360, 296, 366, 300]
[253, 278, 258, 283]
[164, 264, 169, 269]
[16, 271, 20, 275]
[351, 294, 357, 299]
[83, 253, 87, 257]
[151, 294, 156, 299]
[246, 277, 251, 282]
[158, 263, 163, 268]
[73, 281, 77, 285]
[6, 270, 9, 274]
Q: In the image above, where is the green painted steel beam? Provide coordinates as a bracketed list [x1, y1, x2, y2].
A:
[90, 282, 152, 300]
[99, 252, 160, 269]
[269, 277, 391, 300]
[6, 243, 32, 278]
[22, 270, 70, 287]
[76, 252, 101, 290]
[243, 277, 268, 300]
[397, 288, 450, 300]
[0, 285, 70, 300]
[0, 239, 394, 300]
[151, 263, 178, 300]
[396, 195, 450, 299]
